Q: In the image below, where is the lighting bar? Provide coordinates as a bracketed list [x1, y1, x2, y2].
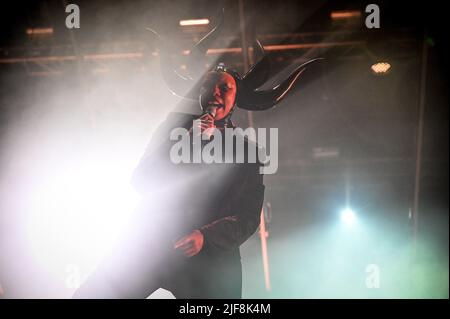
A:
[26, 27, 54, 35]
[179, 19, 210, 26]
[330, 10, 361, 20]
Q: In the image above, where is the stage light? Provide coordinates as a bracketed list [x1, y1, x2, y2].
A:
[330, 10, 361, 20]
[179, 19, 210, 26]
[26, 27, 53, 35]
[340, 208, 356, 225]
[371, 62, 391, 75]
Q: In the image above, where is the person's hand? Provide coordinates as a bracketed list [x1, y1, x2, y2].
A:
[173, 230, 204, 257]
[190, 113, 216, 139]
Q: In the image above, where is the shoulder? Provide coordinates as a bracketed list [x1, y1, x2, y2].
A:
[227, 127, 267, 168]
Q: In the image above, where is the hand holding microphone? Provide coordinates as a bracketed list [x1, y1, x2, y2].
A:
[191, 106, 218, 139]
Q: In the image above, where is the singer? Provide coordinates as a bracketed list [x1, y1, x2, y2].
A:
[73, 15, 319, 299]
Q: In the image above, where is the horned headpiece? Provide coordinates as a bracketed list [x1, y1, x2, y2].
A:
[148, 9, 322, 111]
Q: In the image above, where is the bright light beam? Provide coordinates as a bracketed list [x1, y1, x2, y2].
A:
[26, 157, 140, 283]
[340, 208, 356, 225]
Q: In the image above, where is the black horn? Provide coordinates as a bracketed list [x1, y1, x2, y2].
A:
[147, 28, 196, 99]
[190, 8, 225, 57]
[147, 8, 225, 100]
[241, 39, 271, 90]
[237, 58, 323, 111]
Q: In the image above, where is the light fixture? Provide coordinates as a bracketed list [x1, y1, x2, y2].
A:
[330, 10, 361, 20]
[340, 208, 356, 225]
[371, 62, 391, 75]
[26, 27, 53, 35]
[179, 19, 210, 26]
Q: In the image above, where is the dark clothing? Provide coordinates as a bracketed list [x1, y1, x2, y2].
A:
[74, 112, 265, 298]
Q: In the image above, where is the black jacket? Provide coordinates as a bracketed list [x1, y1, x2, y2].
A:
[74, 112, 265, 298]
[132, 112, 266, 298]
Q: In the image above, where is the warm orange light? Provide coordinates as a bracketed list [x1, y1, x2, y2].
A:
[371, 62, 391, 74]
[26, 27, 53, 35]
[330, 10, 361, 20]
[179, 19, 210, 26]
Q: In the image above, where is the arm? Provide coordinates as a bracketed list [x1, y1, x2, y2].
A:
[200, 163, 265, 252]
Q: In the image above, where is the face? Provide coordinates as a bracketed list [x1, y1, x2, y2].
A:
[199, 71, 237, 121]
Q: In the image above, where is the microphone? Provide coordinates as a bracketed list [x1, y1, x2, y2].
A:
[202, 105, 218, 118]
[191, 106, 218, 142]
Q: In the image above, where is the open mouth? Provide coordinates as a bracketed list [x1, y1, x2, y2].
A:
[208, 101, 224, 108]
